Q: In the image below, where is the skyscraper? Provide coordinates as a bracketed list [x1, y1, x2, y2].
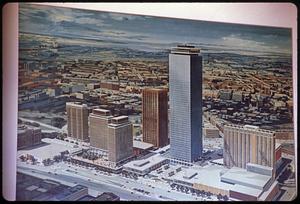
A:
[142, 88, 168, 148]
[223, 124, 275, 170]
[89, 109, 113, 150]
[66, 102, 89, 141]
[107, 116, 133, 163]
[169, 45, 203, 162]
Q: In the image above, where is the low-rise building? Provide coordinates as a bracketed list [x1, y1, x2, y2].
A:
[123, 154, 168, 176]
[133, 140, 154, 156]
[165, 164, 278, 201]
[203, 123, 219, 138]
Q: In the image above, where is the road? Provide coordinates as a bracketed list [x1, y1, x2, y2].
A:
[19, 117, 63, 133]
[17, 161, 204, 201]
[18, 165, 157, 201]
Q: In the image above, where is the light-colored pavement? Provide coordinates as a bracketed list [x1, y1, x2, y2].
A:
[17, 164, 157, 201]
[17, 161, 207, 201]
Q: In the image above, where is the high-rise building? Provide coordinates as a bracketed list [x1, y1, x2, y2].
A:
[223, 124, 276, 170]
[169, 45, 203, 162]
[66, 102, 89, 141]
[107, 116, 133, 163]
[89, 109, 113, 150]
[142, 88, 168, 148]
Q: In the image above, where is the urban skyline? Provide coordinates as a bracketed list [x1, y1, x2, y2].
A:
[17, 3, 295, 201]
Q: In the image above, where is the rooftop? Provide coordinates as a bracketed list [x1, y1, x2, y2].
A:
[171, 45, 200, 55]
[170, 165, 233, 191]
[66, 102, 88, 108]
[92, 108, 111, 116]
[133, 140, 154, 150]
[113, 115, 128, 120]
[123, 154, 167, 172]
[168, 164, 272, 197]
[221, 167, 271, 190]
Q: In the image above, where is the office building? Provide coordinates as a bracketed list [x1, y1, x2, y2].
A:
[142, 88, 168, 148]
[223, 124, 276, 170]
[107, 116, 133, 163]
[89, 109, 113, 150]
[169, 45, 203, 162]
[66, 102, 89, 141]
[17, 125, 42, 150]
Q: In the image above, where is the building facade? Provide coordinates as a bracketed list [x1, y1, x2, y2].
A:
[142, 88, 168, 148]
[107, 116, 133, 163]
[17, 125, 42, 150]
[66, 102, 89, 141]
[223, 124, 276, 170]
[89, 109, 113, 150]
[169, 45, 203, 162]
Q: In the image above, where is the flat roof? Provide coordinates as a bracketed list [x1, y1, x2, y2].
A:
[66, 102, 87, 108]
[246, 163, 273, 171]
[170, 165, 233, 190]
[93, 108, 110, 113]
[221, 167, 271, 190]
[133, 140, 154, 150]
[169, 164, 273, 197]
[183, 169, 198, 179]
[113, 116, 128, 120]
[123, 154, 167, 172]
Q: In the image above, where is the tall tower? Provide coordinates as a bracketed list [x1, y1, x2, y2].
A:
[142, 88, 168, 148]
[108, 116, 133, 163]
[169, 45, 203, 162]
[89, 109, 113, 150]
[66, 102, 89, 141]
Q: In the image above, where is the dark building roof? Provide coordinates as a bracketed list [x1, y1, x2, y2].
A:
[94, 192, 120, 201]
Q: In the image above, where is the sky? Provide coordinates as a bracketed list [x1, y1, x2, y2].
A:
[19, 3, 292, 55]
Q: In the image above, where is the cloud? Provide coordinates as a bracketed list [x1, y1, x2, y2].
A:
[221, 34, 280, 52]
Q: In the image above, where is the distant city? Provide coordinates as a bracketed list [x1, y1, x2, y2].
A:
[17, 3, 295, 201]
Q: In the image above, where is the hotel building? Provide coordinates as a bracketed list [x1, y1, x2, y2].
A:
[108, 116, 133, 163]
[89, 109, 113, 150]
